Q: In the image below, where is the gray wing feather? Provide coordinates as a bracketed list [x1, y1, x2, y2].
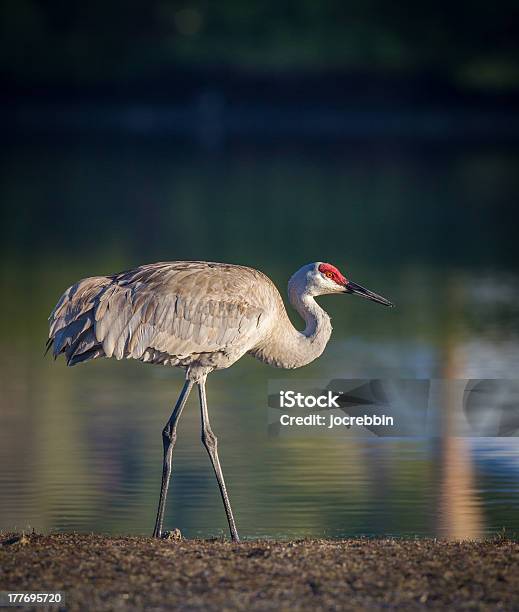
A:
[47, 261, 275, 367]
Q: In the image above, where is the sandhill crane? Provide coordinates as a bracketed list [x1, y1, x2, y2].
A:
[47, 261, 393, 541]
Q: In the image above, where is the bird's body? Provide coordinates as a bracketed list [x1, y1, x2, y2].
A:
[48, 260, 392, 541]
[48, 260, 333, 375]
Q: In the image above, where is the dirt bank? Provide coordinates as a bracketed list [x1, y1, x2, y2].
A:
[1, 533, 518, 611]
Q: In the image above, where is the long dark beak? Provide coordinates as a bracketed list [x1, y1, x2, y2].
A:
[344, 280, 394, 307]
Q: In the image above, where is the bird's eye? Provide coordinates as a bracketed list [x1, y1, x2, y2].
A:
[325, 272, 334, 279]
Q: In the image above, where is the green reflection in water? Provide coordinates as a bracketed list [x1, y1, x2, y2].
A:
[1, 143, 519, 538]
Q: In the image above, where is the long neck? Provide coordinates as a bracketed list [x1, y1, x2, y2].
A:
[253, 290, 333, 369]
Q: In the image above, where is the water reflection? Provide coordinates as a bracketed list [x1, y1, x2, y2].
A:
[1, 143, 519, 539]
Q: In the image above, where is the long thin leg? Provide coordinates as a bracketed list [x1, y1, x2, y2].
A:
[153, 378, 194, 538]
[198, 379, 240, 542]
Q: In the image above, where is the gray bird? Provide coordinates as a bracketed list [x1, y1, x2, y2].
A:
[47, 260, 392, 541]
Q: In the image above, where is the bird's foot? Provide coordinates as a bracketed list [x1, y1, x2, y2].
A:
[161, 528, 182, 541]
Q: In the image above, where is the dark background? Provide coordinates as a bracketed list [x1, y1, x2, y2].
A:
[2, 1, 519, 104]
[1, 0, 519, 269]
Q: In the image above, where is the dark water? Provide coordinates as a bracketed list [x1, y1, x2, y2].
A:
[1, 141, 519, 539]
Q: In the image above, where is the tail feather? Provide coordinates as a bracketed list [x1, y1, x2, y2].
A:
[47, 276, 111, 366]
[67, 346, 105, 366]
[65, 325, 100, 365]
[44, 337, 54, 357]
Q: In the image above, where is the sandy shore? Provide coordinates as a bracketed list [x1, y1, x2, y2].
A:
[1, 532, 518, 611]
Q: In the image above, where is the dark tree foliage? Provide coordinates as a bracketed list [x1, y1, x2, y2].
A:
[1, 0, 518, 91]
